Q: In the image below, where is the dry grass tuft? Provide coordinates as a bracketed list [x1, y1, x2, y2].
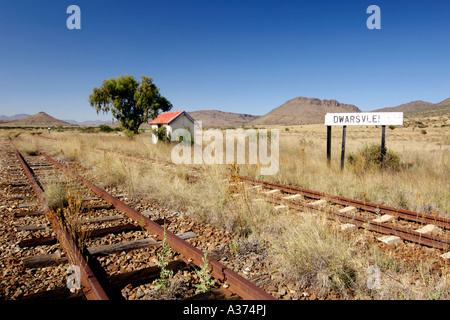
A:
[271, 215, 359, 297]
[58, 188, 89, 253]
[44, 181, 70, 210]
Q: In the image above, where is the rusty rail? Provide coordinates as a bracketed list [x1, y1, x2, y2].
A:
[239, 176, 450, 230]
[38, 151, 275, 300]
[12, 145, 110, 300]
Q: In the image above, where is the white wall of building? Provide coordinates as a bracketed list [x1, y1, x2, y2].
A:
[151, 113, 195, 144]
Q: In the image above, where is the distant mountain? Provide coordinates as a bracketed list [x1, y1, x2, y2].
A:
[372, 100, 434, 113]
[0, 112, 77, 127]
[436, 98, 450, 106]
[2, 96, 448, 129]
[434, 98, 450, 111]
[372, 98, 450, 116]
[412, 98, 450, 116]
[188, 110, 260, 128]
[249, 96, 361, 126]
[63, 119, 116, 126]
[0, 114, 31, 121]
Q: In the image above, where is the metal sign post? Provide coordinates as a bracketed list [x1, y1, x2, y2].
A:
[324, 112, 403, 171]
[327, 125, 332, 166]
[380, 125, 386, 168]
[340, 125, 347, 171]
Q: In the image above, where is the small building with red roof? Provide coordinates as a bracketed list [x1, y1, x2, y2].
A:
[149, 110, 196, 144]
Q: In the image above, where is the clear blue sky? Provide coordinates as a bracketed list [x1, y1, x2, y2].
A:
[0, 0, 449, 121]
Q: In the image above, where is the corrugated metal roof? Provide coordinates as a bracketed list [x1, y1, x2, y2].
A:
[149, 111, 185, 125]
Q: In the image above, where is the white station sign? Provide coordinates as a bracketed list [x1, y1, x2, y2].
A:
[325, 112, 403, 126]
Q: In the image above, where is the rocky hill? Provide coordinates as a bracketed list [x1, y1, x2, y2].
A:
[248, 96, 361, 126]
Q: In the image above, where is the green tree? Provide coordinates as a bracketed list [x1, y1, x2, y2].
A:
[89, 75, 172, 133]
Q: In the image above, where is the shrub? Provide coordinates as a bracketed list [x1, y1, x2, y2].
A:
[174, 126, 194, 144]
[98, 124, 113, 133]
[151, 126, 170, 143]
[123, 129, 136, 139]
[81, 126, 97, 133]
[348, 143, 402, 171]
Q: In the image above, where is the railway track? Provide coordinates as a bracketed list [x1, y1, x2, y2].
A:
[1, 138, 275, 300]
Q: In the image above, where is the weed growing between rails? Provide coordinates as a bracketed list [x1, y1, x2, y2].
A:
[44, 188, 90, 293]
[194, 252, 215, 294]
[154, 222, 174, 292]
[44, 181, 70, 210]
[58, 188, 89, 257]
[45, 185, 90, 256]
